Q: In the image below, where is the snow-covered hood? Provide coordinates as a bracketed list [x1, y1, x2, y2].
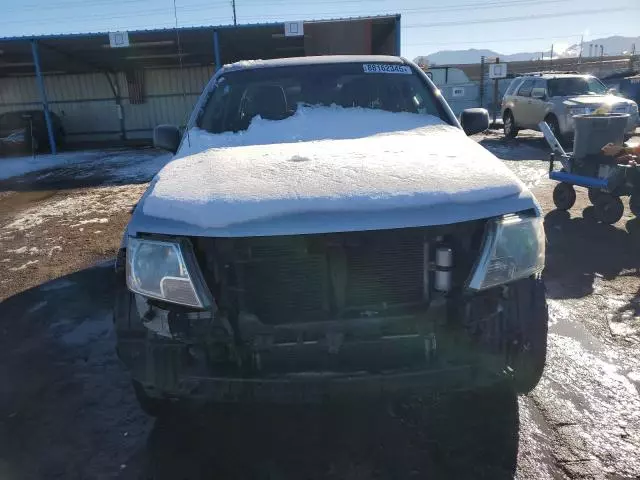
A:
[131, 108, 537, 237]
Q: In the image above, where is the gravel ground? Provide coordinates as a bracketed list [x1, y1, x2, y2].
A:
[0, 131, 639, 479]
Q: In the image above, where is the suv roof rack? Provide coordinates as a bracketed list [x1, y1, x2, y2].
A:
[516, 71, 580, 77]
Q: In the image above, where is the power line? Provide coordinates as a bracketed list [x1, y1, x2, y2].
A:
[402, 5, 638, 29]
[0, 0, 573, 25]
[0, 3, 233, 26]
[237, 0, 574, 20]
[4, 0, 228, 13]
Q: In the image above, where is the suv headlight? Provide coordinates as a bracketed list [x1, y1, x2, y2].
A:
[568, 106, 590, 116]
[467, 214, 545, 291]
[126, 237, 210, 308]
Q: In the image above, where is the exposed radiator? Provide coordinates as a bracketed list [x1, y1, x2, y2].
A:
[237, 230, 426, 325]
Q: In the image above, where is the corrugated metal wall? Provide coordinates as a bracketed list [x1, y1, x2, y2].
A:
[0, 66, 212, 143]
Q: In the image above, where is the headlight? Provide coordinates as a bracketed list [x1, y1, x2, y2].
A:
[568, 106, 590, 116]
[126, 237, 210, 308]
[631, 102, 638, 113]
[467, 214, 545, 291]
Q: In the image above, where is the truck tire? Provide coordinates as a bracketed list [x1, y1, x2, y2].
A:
[132, 380, 177, 417]
[552, 182, 576, 210]
[508, 277, 548, 394]
[594, 193, 624, 224]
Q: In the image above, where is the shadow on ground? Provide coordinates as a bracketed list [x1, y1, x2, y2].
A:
[543, 209, 640, 299]
[478, 134, 551, 161]
[0, 265, 521, 480]
[131, 387, 519, 480]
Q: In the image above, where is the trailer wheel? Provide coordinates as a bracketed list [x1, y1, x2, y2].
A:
[552, 183, 576, 210]
[588, 188, 601, 205]
[594, 193, 624, 224]
[630, 194, 640, 217]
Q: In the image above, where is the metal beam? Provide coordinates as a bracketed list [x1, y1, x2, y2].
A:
[30, 39, 57, 155]
[213, 30, 221, 71]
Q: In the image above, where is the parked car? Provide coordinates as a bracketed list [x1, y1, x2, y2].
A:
[501, 73, 639, 143]
[0, 110, 65, 154]
[115, 55, 548, 416]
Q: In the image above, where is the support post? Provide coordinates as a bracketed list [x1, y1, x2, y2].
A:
[30, 39, 57, 155]
[213, 30, 221, 72]
[479, 55, 485, 109]
[395, 15, 401, 56]
[493, 58, 500, 125]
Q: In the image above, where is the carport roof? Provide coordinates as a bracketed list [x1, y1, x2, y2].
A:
[0, 15, 400, 77]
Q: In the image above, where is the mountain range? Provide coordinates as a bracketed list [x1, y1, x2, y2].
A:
[414, 36, 639, 66]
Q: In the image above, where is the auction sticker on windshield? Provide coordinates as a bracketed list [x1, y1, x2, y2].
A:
[363, 64, 412, 74]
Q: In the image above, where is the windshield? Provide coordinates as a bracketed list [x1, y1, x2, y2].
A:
[196, 63, 449, 134]
[547, 76, 607, 97]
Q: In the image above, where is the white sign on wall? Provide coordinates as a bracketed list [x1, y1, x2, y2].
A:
[109, 31, 130, 48]
[489, 63, 507, 79]
[452, 87, 465, 97]
[284, 21, 304, 37]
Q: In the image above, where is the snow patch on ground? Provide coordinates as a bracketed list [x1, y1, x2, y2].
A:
[146, 106, 524, 229]
[0, 148, 172, 183]
[0, 151, 98, 181]
[547, 299, 573, 327]
[2, 184, 146, 233]
[9, 260, 38, 271]
[70, 218, 109, 228]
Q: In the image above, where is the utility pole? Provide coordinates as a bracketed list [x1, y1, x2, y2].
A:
[231, 0, 237, 25]
[550, 43, 554, 68]
[578, 35, 583, 64]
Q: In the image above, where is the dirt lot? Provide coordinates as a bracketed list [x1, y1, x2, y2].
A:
[0, 132, 639, 479]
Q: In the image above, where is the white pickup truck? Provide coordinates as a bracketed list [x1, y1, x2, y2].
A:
[114, 55, 547, 415]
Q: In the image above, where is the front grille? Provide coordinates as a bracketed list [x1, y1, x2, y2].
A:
[196, 222, 486, 326]
[345, 236, 424, 308]
[228, 230, 426, 325]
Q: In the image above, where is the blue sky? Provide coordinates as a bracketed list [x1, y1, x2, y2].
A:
[1, 0, 638, 60]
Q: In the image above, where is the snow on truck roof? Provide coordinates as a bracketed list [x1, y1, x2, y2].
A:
[222, 55, 407, 72]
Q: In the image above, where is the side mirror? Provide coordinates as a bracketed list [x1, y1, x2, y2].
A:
[607, 87, 618, 95]
[460, 108, 489, 136]
[153, 124, 181, 154]
[531, 88, 546, 99]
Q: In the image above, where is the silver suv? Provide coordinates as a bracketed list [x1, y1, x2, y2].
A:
[501, 73, 638, 142]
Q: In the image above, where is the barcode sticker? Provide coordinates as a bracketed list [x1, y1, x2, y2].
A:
[362, 64, 412, 74]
